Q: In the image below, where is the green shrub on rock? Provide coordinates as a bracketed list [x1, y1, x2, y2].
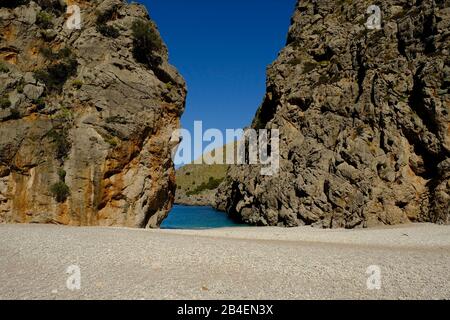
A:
[57, 168, 66, 181]
[35, 61, 78, 93]
[96, 24, 120, 38]
[36, 11, 54, 29]
[50, 166, 70, 203]
[95, 6, 121, 39]
[131, 19, 163, 68]
[47, 128, 71, 160]
[50, 181, 70, 203]
[34, 48, 78, 94]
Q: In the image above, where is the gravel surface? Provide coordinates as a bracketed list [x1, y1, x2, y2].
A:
[0, 223, 449, 300]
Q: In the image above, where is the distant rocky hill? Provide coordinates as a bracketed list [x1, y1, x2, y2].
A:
[175, 143, 237, 206]
[175, 163, 227, 206]
[216, 0, 450, 228]
[0, 0, 186, 227]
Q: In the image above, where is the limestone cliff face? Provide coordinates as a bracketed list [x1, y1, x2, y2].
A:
[0, 0, 186, 227]
[216, 0, 450, 228]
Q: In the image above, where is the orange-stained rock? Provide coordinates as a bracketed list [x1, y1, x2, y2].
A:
[0, 0, 186, 228]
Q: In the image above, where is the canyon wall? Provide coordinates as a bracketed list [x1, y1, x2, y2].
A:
[216, 0, 450, 228]
[0, 0, 186, 227]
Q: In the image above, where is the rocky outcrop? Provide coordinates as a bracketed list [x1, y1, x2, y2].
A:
[0, 0, 186, 227]
[175, 189, 217, 207]
[216, 0, 450, 228]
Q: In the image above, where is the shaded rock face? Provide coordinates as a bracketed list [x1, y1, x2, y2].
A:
[0, 0, 186, 227]
[216, 0, 450, 228]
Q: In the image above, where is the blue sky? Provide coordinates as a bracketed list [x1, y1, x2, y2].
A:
[136, 0, 297, 163]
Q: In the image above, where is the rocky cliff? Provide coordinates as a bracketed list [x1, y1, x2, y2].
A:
[216, 0, 450, 228]
[0, 0, 186, 227]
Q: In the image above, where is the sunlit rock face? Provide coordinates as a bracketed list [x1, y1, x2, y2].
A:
[216, 0, 450, 228]
[0, 0, 186, 228]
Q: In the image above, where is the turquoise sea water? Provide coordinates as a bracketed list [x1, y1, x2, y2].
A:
[161, 205, 245, 230]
